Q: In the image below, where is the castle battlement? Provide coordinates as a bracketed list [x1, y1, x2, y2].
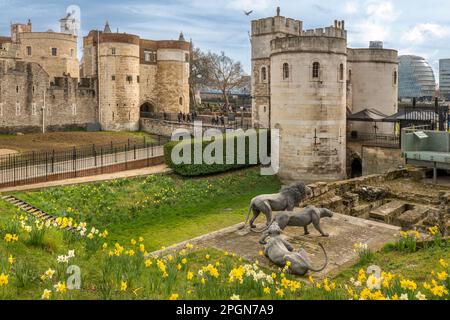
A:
[251, 10, 302, 37]
[270, 33, 347, 54]
[300, 26, 347, 39]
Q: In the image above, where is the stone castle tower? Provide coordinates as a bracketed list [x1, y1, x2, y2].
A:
[0, 15, 190, 133]
[251, 8, 398, 181]
[83, 23, 190, 131]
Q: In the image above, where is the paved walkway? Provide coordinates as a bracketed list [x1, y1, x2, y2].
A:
[0, 164, 170, 193]
[150, 212, 400, 278]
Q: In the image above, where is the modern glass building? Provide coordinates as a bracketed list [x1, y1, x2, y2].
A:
[439, 59, 450, 100]
[398, 55, 436, 100]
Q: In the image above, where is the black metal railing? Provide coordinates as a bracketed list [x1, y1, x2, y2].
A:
[0, 135, 170, 188]
[347, 132, 401, 148]
[140, 112, 253, 131]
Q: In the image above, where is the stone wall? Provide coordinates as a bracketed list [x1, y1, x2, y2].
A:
[269, 36, 348, 182]
[362, 146, 404, 176]
[140, 118, 228, 137]
[98, 39, 140, 131]
[347, 48, 398, 134]
[157, 48, 190, 114]
[0, 61, 97, 134]
[18, 32, 79, 79]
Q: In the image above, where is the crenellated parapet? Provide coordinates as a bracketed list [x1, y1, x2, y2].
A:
[271, 33, 347, 55]
[251, 16, 302, 37]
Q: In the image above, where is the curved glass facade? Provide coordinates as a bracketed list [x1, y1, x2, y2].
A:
[398, 55, 436, 99]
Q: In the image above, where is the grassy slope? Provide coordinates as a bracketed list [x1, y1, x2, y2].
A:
[13, 168, 281, 251]
[0, 131, 158, 153]
[335, 245, 450, 284]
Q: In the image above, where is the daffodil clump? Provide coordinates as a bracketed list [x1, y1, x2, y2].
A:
[342, 258, 450, 300]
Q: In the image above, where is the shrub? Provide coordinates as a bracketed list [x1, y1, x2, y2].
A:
[164, 129, 271, 176]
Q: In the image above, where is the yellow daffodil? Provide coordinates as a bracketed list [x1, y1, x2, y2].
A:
[0, 273, 8, 286]
[187, 272, 194, 281]
[440, 259, 449, 268]
[169, 293, 179, 300]
[263, 287, 271, 295]
[145, 259, 153, 268]
[437, 271, 448, 281]
[8, 255, 14, 265]
[54, 282, 67, 293]
[276, 289, 284, 298]
[41, 289, 51, 300]
[120, 281, 128, 292]
[400, 279, 417, 291]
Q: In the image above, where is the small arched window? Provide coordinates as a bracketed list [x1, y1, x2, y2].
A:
[282, 63, 289, 80]
[261, 66, 267, 82]
[348, 70, 352, 82]
[339, 63, 344, 81]
[179, 97, 183, 106]
[312, 62, 320, 79]
[393, 71, 397, 85]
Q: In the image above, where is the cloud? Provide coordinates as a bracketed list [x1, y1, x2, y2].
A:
[347, 0, 400, 44]
[402, 23, 450, 44]
[344, 1, 359, 14]
[227, 0, 271, 11]
[365, 0, 399, 23]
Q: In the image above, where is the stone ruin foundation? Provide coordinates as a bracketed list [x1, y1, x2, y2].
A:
[305, 168, 450, 236]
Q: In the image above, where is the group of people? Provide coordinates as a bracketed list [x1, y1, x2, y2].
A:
[177, 111, 198, 123]
[211, 115, 226, 126]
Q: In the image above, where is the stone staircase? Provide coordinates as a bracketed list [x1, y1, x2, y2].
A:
[1, 195, 73, 232]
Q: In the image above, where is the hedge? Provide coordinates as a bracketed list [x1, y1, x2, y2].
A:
[164, 130, 270, 176]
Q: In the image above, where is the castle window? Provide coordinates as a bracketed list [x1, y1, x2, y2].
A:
[393, 71, 397, 86]
[339, 63, 344, 81]
[15, 102, 20, 116]
[144, 51, 157, 63]
[126, 75, 132, 83]
[179, 97, 183, 106]
[112, 48, 116, 55]
[137, 76, 140, 83]
[16, 86, 19, 93]
[0, 103, 3, 117]
[261, 66, 267, 82]
[348, 70, 352, 83]
[112, 112, 114, 121]
[26, 46, 32, 56]
[111, 75, 116, 81]
[72, 103, 77, 116]
[312, 62, 320, 79]
[32, 103, 37, 116]
[282, 63, 289, 80]
[51, 48, 57, 56]
[70, 49, 74, 57]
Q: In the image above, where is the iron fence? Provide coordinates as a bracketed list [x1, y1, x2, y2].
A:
[0, 135, 170, 188]
[347, 132, 401, 148]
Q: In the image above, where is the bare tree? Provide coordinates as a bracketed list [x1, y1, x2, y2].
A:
[189, 47, 212, 111]
[207, 51, 246, 109]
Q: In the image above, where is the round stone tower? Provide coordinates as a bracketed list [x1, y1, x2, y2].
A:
[348, 44, 398, 134]
[156, 37, 191, 114]
[98, 32, 140, 131]
[270, 22, 348, 181]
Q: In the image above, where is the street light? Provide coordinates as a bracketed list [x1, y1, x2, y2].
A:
[42, 89, 46, 134]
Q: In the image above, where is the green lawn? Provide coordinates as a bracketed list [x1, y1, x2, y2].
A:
[12, 168, 281, 251]
[1, 168, 449, 300]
